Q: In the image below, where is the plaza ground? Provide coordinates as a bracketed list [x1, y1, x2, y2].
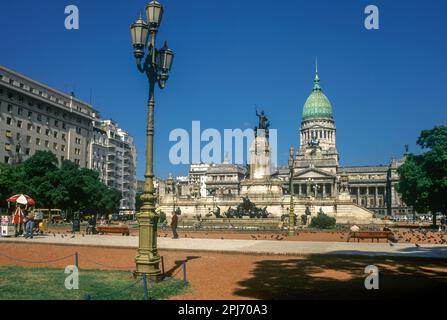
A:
[0, 242, 446, 299]
[47, 224, 447, 245]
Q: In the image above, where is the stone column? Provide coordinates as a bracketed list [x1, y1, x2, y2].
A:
[375, 186, 378, 207]
[322, 184, 326, 198]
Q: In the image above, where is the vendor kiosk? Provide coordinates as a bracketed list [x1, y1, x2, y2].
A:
[1, 215, 15, 237]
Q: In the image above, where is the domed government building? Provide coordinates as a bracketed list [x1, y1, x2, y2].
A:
[157, 66, 412, 225]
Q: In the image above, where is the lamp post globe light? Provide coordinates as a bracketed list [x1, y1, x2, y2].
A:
[288, 147, 296, 236]
[130, 0, 174, 280]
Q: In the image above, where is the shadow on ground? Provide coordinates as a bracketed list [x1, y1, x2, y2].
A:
[164, 256, 200, 277]
[234, 252, 447, 299]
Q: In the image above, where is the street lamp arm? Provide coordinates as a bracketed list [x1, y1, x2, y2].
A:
[135, 56, 147, 74]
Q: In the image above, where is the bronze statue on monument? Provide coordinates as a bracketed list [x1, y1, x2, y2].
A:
[255, 109, 270, 138]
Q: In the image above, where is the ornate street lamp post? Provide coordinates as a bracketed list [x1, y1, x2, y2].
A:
[288, 147, 296, 236]
[130, 0, 174, 279]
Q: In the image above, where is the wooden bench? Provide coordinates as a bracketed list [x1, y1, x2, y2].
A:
[347, 231, 394, 243]
[96, 225, 130, 236]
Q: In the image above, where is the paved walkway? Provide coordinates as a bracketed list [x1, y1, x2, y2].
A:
[1, 235, 446, 258]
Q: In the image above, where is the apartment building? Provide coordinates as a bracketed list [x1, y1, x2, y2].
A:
[0, 66, 96, 166]
[0, 66, 137, 213]
[93, 120, 137, 213]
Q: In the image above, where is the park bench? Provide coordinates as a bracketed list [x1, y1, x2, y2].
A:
[347, 230, 394, 243]
[96, 225, 130, 236]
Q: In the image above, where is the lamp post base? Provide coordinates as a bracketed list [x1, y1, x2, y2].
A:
[135, 254, 163, 282]
[288, 228, 295, 237]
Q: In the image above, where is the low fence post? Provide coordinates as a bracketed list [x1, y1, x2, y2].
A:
[75, 252, 79, 270]
[182, 262, 187, 287]
[161, 256, 165, 275]
[142, 273, 149, 300]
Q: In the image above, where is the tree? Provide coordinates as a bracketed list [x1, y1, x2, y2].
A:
[309, 209, 336, 229]
[22, 151, 59, 209]
[0, 152, 121, 218]
[397, 125, 447, 227]
[0, 163, 26, 208]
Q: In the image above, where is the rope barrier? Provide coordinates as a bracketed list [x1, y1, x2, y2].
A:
[76, 253, 134, 270]
[0, 252, 75, 264]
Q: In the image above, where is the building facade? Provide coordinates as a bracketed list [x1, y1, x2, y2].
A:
[93, 120, 137, 213]
[0, 66, 138, 213]
[0, 66, 96, 167]
[157, 67, 412, 221]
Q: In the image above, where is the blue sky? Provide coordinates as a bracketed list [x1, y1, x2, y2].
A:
[1, 0, 446, 179]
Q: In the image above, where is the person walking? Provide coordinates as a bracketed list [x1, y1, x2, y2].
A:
[25, 214, 34, 239]
[171, 211, 179, 239]
[441, 214, 446, 233]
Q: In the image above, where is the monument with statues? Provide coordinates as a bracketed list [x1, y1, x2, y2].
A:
[157, 67, 409, 225]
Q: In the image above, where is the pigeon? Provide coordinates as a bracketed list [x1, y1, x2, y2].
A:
[53, 233, 56, 237]
[251, 235, 256, 239]
[388, 242, 394, 247]
[221, 237, 224, 240]
[71, 235, 75, 239]
[415, 243, 420, 247]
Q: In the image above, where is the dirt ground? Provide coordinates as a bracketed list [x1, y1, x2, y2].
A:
[0, 242, 446, 299]
[48, 225, 447, 244]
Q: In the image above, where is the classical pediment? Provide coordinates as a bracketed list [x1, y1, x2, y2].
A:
[293, 167, 336, 179]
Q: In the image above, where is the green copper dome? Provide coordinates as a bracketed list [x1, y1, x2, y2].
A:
[302, 72, 333, 121]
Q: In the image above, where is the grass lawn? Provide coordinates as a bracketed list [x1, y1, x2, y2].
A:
[0, 266, 189, 300]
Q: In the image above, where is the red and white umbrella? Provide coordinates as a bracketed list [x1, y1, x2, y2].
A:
[7, 194, 36, 206]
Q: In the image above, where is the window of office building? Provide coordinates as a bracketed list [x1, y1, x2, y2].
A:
[45, 129, 50, 136]
[28, 111, 32, 118]
[53, 131, 58, 138]
[4, 156, 10, 164]
[6, 117, 12, 125]
[17, 120, 22, 128]
[25, 148, 30, 155]
[18, 108, 23, 115]
[37, 126, 41, 134]
[26, 136, 31, 143]
[27, 123, 32, 131]
[7, 104, 12, 113]
[37, 114, 42, 121]
[45, 141, 49, 147]
[36, 138, 41, 146]
[53, 143, 58, 150]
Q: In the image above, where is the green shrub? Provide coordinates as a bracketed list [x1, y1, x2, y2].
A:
[309, 210, 336, 229]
